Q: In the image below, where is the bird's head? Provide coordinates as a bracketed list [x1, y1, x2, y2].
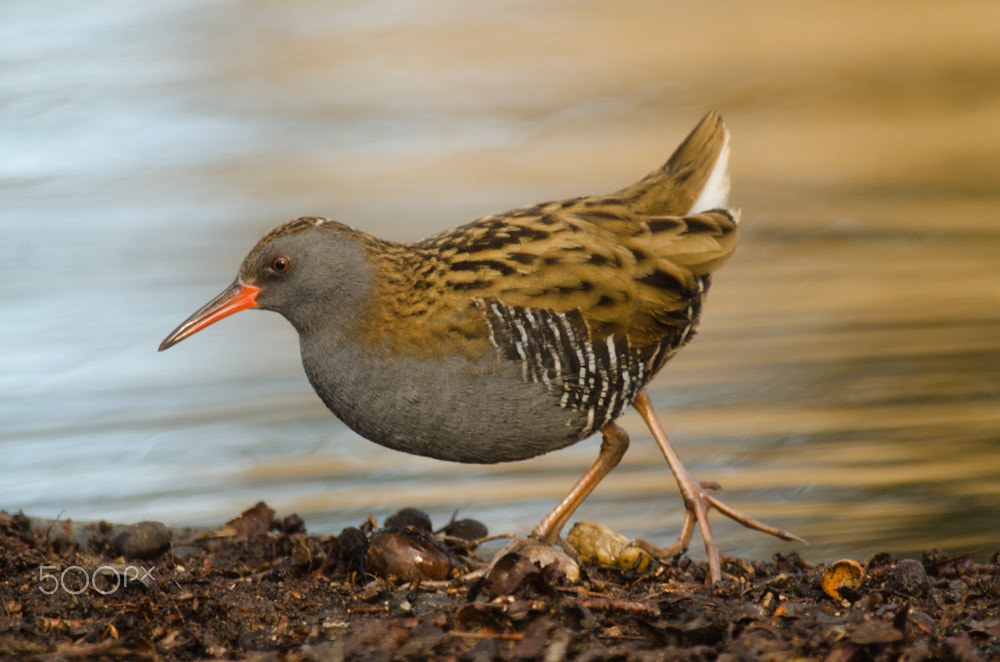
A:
[158, 217, 372, 351]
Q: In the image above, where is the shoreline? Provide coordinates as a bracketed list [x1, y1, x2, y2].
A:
[2, 505, 996, 660]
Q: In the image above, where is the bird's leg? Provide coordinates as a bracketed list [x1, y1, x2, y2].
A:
[531, 422, 630, 544]
[632, 390, 805, 583]
[476, 423, 630, 581]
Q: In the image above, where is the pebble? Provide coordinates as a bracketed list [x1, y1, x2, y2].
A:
[365, 529, 452, 582]
[442, 518, 488, 541]
[888, 558, 930, 596]
[111, 521, 171, 559]
[383, 507, 433, 532]
[334, 526, 369, 573]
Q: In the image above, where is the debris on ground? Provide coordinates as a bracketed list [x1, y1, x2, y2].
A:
[2, 504, 997, 660]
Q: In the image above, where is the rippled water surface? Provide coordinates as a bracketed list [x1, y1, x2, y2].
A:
[3, 0, 998, 563]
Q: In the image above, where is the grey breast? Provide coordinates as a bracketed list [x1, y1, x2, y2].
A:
[298, 327, 590, 464]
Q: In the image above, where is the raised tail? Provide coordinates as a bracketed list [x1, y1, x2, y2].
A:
[615, 111, 731, 217]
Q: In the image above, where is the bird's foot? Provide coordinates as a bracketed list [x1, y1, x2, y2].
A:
[635, 471, 806, 583]
[632, 390, 806, 584]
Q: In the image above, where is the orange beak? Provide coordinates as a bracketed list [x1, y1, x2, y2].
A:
[158, 280, 260, 351]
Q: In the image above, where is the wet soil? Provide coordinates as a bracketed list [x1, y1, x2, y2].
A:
[2, 504, 997, 661]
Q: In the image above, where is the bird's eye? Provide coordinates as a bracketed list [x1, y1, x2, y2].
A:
[271, 256, 291, 273]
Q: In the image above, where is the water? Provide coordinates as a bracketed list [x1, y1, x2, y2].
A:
[3, 0, 998, 564]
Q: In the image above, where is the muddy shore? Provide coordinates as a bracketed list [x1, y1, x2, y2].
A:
[2, 505, 997, 661]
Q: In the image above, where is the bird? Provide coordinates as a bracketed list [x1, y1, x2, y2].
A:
[159, 112, 802, 583]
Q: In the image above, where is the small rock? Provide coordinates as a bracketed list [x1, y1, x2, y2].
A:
[333, 526, 369, 573]
[365, 529, 452, 582]
[111, 521, 171, 559]
[383, 507, 432, 532]
[442, 518, 488, 541]
[887, 558, 930, 596]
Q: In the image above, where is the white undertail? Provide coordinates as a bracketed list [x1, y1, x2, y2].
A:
[688, 125, 731, 215]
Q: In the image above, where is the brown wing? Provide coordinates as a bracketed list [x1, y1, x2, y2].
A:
[362, 110, 735, 359]
[415, 202, 738, 349]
